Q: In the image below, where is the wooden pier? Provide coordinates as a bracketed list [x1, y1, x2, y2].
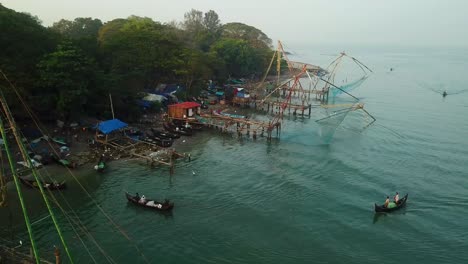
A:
[199, 113, 280, 140]
[99, 137, 189, 175]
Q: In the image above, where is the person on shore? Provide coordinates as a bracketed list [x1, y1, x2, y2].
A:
[394, 192, 400, 203]
[443, 91, 447, 97]
[384, 196, 390, 208]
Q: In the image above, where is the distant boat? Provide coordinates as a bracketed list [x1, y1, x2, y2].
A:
[125, 192, 174, 211]
[374, 194, 408, 213]
[19, 177, 66, 190]
[52, 137, 67, 145]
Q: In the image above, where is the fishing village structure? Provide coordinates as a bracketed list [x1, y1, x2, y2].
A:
[0, 37, 375, 262]
[163, 40, 376, 141]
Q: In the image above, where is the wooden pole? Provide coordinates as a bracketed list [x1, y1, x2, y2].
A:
[54, 246, 61, 264]
[109, 93, 115, 119]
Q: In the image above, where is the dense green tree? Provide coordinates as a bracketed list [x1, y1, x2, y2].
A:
[37, 41, 99, 120]
[0, 4, 58, 104]
[210, 38, 269, 78]
[1, 3, 275, 122]
[222, 22, 272, 49]
[51, 17, 102, 39]
[182, 9, 204, 33]
[203, 10, 221, 35]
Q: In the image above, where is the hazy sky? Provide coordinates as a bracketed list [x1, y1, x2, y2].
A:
[3, 0, 468, 47]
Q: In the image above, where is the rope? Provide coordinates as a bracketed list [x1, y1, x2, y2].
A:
[1, 69, 150, 263]
[48, 194, 115, 264]
[0, 116, 41, 264]
[37, 164, 116, 264]
[0, 91, 74, 263]
[0, 149, 6, 207]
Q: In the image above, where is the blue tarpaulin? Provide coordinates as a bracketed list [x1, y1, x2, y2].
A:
[96, 119, 128, 134]
[215, 91, 224, 96]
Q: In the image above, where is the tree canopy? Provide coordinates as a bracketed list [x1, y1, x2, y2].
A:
[0, 5, 274, 122]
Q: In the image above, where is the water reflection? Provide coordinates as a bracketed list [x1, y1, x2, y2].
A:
[372, 212, 386, 224]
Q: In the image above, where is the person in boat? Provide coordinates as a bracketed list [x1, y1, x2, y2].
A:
[135, 192, 140, 199]
[163, 199, 170, 206]
[394, 192, 400, 204]
[139, 195, 146, 204]
[146, 200, 162, 208]
[384, 196, 390, 208]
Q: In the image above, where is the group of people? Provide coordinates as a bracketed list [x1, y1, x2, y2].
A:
[135, 193, 167, 209]
[384, 192, 400, 208]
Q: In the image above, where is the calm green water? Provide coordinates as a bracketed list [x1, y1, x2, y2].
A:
[1, 46, 468, 263]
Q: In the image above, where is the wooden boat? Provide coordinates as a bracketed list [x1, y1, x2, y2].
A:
[172, 119, 204, 130]
[151, 128, 180, 139]
[163, 122, 192, 136]
[94, 161, 106, 172]
[151, 135, 173, 147]
[374, 194, 408, 213]
[125, 192, 174, 211]
[19, 177, 66, 190]
[50, 153, 76, 168]
[145, 130, 174, 147]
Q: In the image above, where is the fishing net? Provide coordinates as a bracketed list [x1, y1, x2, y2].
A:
[316, 106, 353, 143]
[330, 76, 368, 97]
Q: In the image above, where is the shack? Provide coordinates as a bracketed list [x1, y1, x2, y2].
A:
[95, 119, 128, 144]
[232, 87, 251, 105]
[168, 102, 201, 119]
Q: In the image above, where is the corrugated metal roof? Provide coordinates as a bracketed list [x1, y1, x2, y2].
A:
[168, 102, 201, 109]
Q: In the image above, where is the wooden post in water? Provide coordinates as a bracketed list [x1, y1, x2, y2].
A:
[169, 150, 174, 175]
[54, 246, 61, 264]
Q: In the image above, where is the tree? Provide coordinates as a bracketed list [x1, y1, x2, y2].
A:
[183, 9, 203, 33]
[210, 38, 256, 78]
[97, 16, 187, 119]
[0, 4, 58, 99]
[37, 41, 99, 120]
[51, 17, 102, 39]
[177, 49, 212, 96]
[222, 22, 272, 49]
[203, 10, 221, 35]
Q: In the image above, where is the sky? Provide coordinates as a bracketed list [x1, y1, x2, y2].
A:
[3, 0, 468, 47]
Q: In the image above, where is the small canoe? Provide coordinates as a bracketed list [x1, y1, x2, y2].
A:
[163, 122, 192, 136]
[374, 194, 408, 213]
[19, 177, 66, 190]
[125, 192, 174, 211]
[151, 128, 180, 139]
[94, 161, 106, 172]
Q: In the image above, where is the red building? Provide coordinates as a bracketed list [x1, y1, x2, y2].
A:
[167, 102, 201, 119]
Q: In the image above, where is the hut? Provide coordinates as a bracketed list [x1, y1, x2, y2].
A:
[167, 102, 201, 119]
[95, 118, 128, 144]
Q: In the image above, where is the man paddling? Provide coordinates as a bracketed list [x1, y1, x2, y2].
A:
[384, 196, 390, 208]
[394, 192, 400, 204]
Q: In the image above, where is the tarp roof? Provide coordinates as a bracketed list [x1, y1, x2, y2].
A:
[97, 119, 128, 134]
[168, 102, 200, 109]
[143, 93, 167, 102]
